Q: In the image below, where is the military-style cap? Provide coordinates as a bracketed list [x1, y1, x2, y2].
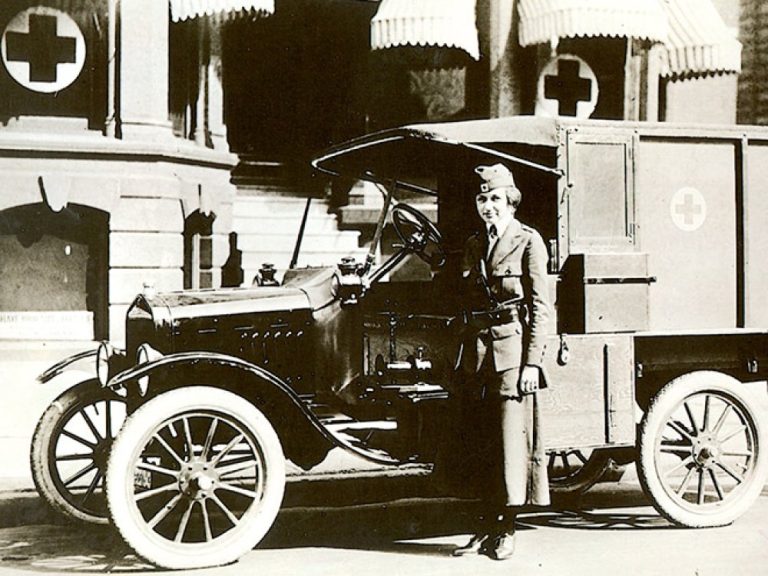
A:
[474, 163, 516, 193]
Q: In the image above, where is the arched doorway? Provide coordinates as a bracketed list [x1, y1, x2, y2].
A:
[0, 203, 109, 340]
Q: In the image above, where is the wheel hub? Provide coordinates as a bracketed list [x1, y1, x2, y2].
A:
[691, 435, 720, 468]
[178, 460, 218, 500]
[92, 439, 112, 469]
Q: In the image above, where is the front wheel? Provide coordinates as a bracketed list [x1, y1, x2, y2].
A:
[106, 387, 285, 569]
[30, 380, 126, 524]
[638, 371, 768, 527]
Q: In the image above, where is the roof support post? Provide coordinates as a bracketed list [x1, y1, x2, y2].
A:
[624, 38, 641, 121]
[624, 38, 661, 122]
[645, 43, 662, 121]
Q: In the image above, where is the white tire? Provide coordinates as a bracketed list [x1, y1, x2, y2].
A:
[638, 371, 768, 527]
[106, 386, 285, 569]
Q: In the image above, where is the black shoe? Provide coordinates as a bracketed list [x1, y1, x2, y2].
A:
[488, 531, 516, 561]
[452, 533, 490, 557]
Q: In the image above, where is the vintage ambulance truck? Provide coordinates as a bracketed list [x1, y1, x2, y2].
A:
[33, 117, 768, 569]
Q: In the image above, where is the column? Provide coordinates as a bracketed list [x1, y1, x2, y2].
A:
[192, 19, 209, 146]
[484, 0, 524, 118]
[190, 19, 228, 151]
[208, 21, 229, 151]
[114, 0, 173, 141]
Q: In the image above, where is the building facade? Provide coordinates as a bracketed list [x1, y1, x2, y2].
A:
[738, 0, 768, 125]
[0, 0, 243, 342]
[0, 0, 743, 344]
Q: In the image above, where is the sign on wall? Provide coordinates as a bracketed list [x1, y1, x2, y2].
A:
[535, 54, 598, 119]
[1, 6, 86, 94]
[670, 187, 707, 232]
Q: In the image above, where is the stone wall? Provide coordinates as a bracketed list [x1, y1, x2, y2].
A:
[0, 123, 236, 343]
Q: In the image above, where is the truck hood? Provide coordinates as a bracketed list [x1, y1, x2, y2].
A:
[149, 287, 312, 321]
[130, 267, 337, 326]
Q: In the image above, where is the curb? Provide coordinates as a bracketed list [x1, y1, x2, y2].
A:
[2, 470, 767, 530]
[0, 467, 436, 529]
[0, 491, 62, 529]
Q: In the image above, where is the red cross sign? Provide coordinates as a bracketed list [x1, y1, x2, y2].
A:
[670, 187, 707, 232]
[536, 55, 598, 119]
[1, 7, 86, 94]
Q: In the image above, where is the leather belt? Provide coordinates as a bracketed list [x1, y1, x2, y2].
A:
[466, 302, 522, 330]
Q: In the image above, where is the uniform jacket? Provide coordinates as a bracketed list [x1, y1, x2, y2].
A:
[460, 218, 552, 374]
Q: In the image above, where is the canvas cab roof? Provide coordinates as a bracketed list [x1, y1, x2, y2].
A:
[312, 116, 565, 195]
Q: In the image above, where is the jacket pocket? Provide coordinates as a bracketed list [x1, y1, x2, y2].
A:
[490, 320, 523, 339]
[501, 276, 523, 299]
[490, 331, 524, 371]
[493, 261, 523, 298]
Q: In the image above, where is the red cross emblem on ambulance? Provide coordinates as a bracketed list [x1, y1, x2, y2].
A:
[670, 187, 707, 232]
[1, 7, 86, 93]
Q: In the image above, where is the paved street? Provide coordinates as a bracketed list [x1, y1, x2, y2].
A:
[0, 341, 97, 483]
[0, 471, 766, 576]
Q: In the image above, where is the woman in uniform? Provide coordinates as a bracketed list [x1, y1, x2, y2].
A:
[452, 163, 552, 561]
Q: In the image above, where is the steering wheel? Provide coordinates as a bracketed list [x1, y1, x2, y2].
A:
[391, 204, 445, 268]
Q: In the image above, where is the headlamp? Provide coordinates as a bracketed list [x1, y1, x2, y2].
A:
[96, 342, 127, 387]
[136, 343, 163, 396]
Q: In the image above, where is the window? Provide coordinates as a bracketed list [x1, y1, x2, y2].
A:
[184, 211, 214, 289]
[566, 133, 635, 251]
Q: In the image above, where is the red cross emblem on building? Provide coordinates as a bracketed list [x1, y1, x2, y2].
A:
[536, 55, 598, 119]
[1, 7, 86, 93]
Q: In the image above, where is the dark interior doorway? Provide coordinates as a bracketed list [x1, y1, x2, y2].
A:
[0, 203, 109, 340]
[222, 0, 376, 167]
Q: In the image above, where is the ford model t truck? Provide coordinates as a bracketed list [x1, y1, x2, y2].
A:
[33, 117, 768, 569]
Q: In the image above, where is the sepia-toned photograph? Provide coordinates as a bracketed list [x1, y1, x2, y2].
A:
[0, 1, 767, 574]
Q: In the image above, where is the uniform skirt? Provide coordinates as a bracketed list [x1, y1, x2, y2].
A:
[457, 363, 550, 507]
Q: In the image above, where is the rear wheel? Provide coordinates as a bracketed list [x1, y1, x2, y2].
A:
[638, 371, 767, 527]
[547, 449, 620, 495]
[30, 380, 126, 524]
[106, 387, 285, 569]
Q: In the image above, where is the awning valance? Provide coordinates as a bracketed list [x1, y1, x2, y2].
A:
[518, 0, 668, 46]
[659, 0, 741, 78]
[370, 0, 480, 60]
[169, 0, 274, 22]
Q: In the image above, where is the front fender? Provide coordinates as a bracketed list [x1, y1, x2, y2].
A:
[109, 352, 333, 469]
[107, 351, 290, 394]
[109, 351, 408, 468]
[37, 349, 98, 384]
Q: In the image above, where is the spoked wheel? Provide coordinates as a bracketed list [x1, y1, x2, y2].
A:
[638, 371, 768, 527]
[547, 448, 618, 495]
[30, 380, 126, 524]
[106, 387, 285, 569]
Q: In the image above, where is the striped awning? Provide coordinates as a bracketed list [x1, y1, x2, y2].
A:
[169, 0, 274, 22]
[518, 0, 668, 46]
[371, 0, 480, 60]
[659, 0, 742, 78]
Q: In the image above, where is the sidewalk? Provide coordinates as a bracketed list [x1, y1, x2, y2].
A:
[0, 339, 98, 482]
